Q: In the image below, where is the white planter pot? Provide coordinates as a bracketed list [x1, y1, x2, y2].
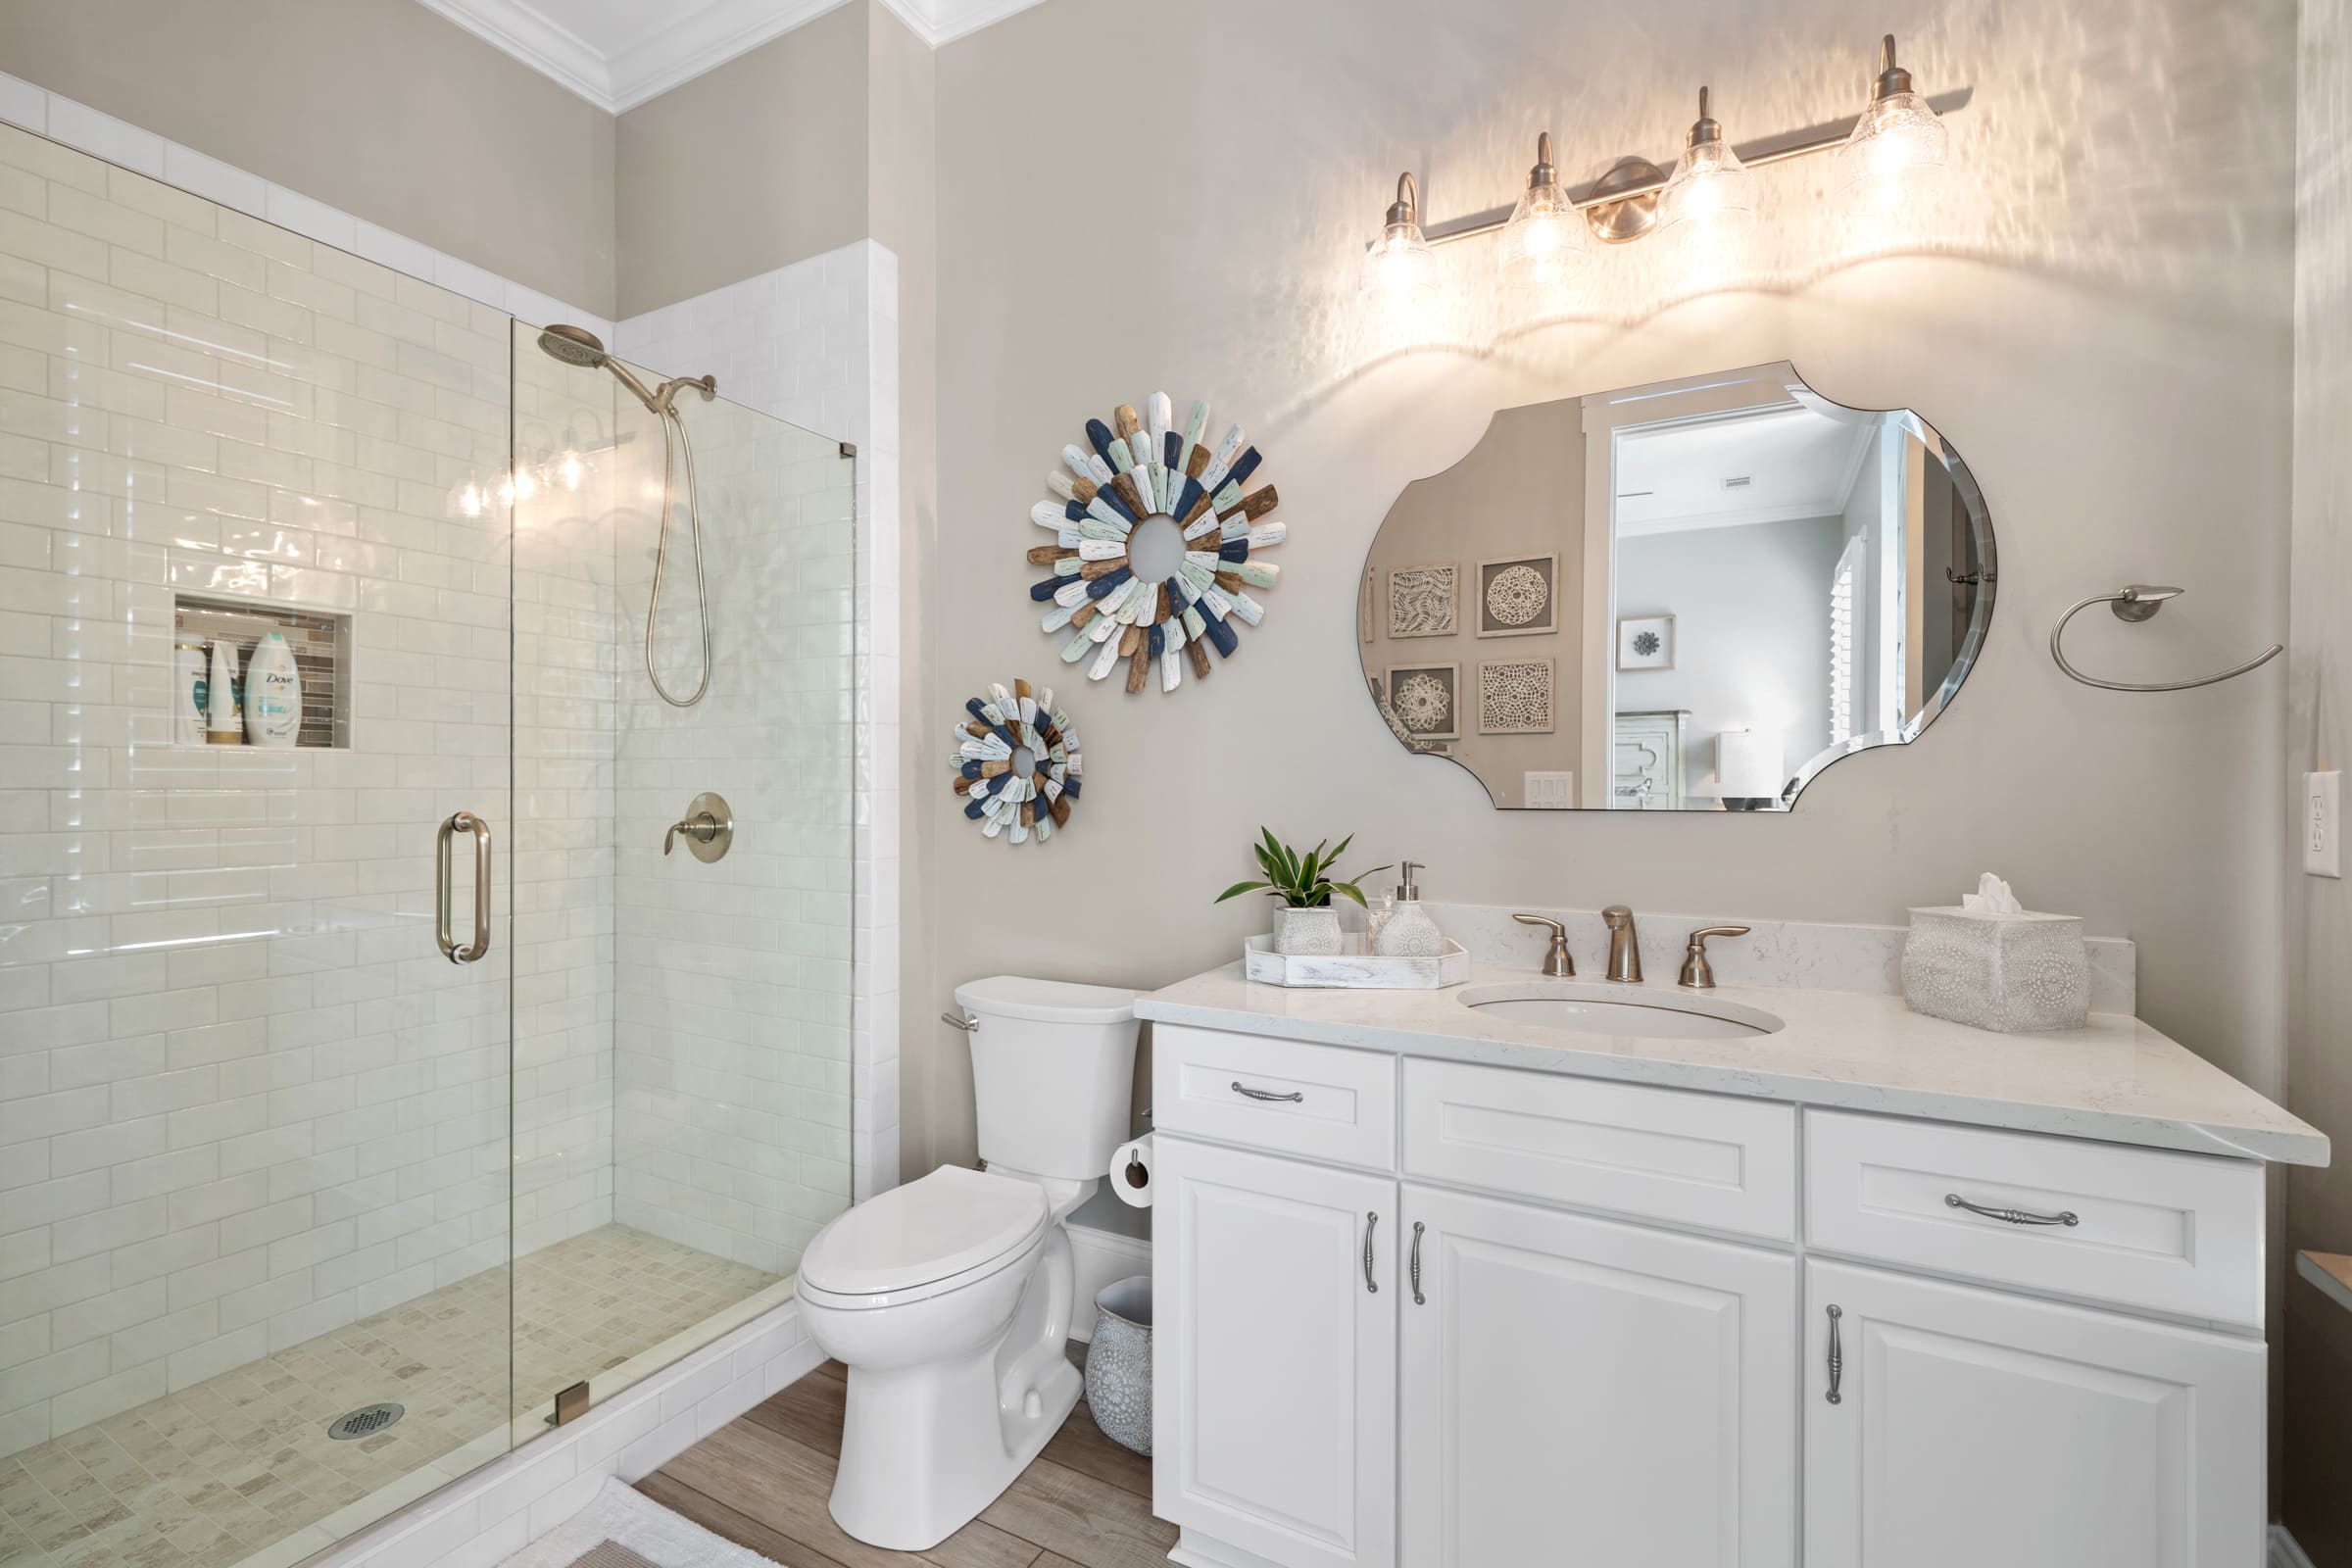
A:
[1274, 906, 1343, 956]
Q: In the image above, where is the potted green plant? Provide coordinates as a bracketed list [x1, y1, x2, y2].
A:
[1215, 830, 1391, 956]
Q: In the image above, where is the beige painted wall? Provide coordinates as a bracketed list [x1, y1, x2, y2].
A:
[0, 0, 616, 314]
[614, 2, 872, 318]
[2284, 0, 2352, 1555]
[913, 0, 2296, 1193]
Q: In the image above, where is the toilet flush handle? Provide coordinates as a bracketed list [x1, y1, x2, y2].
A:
[941, 1011, 977, 1032]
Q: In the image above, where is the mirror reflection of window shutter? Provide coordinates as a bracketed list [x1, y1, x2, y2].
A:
[1830, 536, 1864, 747]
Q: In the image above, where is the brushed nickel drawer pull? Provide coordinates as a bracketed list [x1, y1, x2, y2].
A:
[1363, 1212, 1379, 1294]
[1409, 1221, 1426, 1305]
[1825, 1304, 1843, 1404]
[1945, 1193, 2080, 1227]
[1231, 1080, 1304, 1103]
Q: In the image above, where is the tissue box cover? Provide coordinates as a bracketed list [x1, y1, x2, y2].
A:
[1902, 907, 2089, 1033]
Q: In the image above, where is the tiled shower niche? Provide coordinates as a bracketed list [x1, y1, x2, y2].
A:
[172, 594, 353, 748]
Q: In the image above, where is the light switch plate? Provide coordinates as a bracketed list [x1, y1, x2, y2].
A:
[1525, 771, 1576, 809]
[2306, 770, 2341, 878]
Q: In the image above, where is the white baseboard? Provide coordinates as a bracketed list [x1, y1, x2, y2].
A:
[1067, 1224, 1152, 1343]
[2272, 1524, 2318, 1568]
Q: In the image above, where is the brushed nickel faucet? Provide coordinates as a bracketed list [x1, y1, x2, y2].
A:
[1512, 913, 1574, 977]
[1601, 906, 1642, 982]
[1677, 925, 1751, 989]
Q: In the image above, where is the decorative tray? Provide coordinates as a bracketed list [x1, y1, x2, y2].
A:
[1243, 934, 1471, 990]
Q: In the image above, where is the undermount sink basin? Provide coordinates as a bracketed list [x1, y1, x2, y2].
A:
[1459, 983, 1783, 1041]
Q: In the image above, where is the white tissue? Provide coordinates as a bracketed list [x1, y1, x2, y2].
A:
[1959, 872, 2023, 914]
[1110, 1134, 1154, 1208]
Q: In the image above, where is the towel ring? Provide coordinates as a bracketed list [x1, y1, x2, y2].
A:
[2049, 584, 2282, 693]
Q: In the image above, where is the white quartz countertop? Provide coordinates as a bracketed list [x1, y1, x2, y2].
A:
[1136, 962, 2328, 1166]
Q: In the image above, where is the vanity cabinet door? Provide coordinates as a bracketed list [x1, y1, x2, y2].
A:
[1804, 1260, 2264, 1568]
[1398, 1184, 1795, 1567]
[1153, 1136, 1396, 1568]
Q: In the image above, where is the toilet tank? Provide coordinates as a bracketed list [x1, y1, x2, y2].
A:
[955, 975, 1140, 1181]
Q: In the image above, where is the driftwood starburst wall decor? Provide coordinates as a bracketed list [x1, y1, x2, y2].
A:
[1028, 393, 1286, 694]
[954, 680, 1082, 845]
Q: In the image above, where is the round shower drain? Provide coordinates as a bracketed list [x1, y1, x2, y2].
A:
[327, 1402, 405, 1441]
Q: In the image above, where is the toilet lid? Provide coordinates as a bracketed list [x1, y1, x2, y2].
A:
[800, 1165, 1048, 1297]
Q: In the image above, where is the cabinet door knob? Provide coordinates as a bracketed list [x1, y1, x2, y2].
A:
[1363, 1212, 1379, 1295]
[1825, 1304, 1844, 1405]
[1409, 1220, 1426, 1305]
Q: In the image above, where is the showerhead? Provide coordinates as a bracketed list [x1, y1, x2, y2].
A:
[537, 323, 610, 368]
[534, 322, 711, 415]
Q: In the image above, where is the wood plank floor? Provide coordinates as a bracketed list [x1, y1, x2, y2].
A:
[640, 1346, 1175, 1568]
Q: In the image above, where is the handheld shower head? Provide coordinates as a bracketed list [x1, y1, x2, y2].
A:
[536, 323, 609, 368]
[535, 322, 672, 413]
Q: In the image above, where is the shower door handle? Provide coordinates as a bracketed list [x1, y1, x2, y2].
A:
[435, 811, 492, 963]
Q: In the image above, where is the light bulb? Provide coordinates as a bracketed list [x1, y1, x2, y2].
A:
[1499, 132, 1584, 290]
[1359, 172, 1436, 308]
[559, 452, 585, 491]
[1658, 89, 1757, 237]
[455, 481, 485, 518]
[1837, 35, 1948, 212]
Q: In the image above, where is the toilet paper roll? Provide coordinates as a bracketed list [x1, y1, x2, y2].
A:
[1110, 1134, 1154, 1208]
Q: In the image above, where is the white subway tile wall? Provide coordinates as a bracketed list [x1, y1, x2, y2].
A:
[0, 122, 522, 1463]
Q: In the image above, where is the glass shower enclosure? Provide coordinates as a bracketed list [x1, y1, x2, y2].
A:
[0, 121, 854, 1568]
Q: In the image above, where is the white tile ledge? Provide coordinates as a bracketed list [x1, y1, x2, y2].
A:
[0, 72, 611, 337]
[290, 1298, 821, 1568]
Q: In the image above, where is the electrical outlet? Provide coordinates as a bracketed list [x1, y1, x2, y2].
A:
[2306, 770, 2341, 878]
[1525, 771, 1576, 809]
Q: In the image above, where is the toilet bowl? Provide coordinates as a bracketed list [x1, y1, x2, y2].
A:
[796, 975, 1140, 1550]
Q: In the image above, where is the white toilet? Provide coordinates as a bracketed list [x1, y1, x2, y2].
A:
[796, 974, 1140, 1550]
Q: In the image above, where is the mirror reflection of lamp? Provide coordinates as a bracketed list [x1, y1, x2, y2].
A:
[1716, 729, 1785, 811]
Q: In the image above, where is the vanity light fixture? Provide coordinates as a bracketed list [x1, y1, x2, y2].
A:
[1499, 132, 1584, 288]
[1656, 87, 1757, 237]
[1837, 34, 1950, 211]
[1361, 31, 1951, 301]
[1358, 172, 1437, 306]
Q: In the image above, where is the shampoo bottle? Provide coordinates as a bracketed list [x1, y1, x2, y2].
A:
[1373, 860, 1445, 957]
[175, 640, 208, 746]
[205, 639, 243, 745]
[244, 630, 301, 747]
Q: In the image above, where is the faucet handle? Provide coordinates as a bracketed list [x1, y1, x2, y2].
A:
[1600, 904, 1634, 925]
[1678, 924, 1751, 990]
[1512, 913, 1574, 978]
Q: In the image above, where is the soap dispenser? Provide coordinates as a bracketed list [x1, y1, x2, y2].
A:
[1373, 860, 1445, 957]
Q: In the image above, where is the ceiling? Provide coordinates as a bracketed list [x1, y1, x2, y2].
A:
[416, 0, 1041, 112]
[1613, 406, 1875, 537]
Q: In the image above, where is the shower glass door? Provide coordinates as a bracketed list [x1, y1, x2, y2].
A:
[0, 119, 519, 1566]
[0, 118, 857, 1568]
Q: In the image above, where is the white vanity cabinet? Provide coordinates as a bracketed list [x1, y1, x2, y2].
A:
[1802, 1261, 2264, 1568]
[1398, 1185, 1795, 1566]
[1148, 1021, 2278, 1568]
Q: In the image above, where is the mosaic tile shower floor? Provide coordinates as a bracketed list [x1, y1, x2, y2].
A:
[0, 1227, 776, 1568]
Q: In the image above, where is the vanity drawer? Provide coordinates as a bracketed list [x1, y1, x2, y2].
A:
[1803, 1109, 2264, 1328]
[1401, 1058, 1797, 1241]
[1152, 1025, 1396, 1170]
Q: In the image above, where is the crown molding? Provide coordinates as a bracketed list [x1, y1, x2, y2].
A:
[418, 0, 1050, 113]
[413, 0, 611, 107]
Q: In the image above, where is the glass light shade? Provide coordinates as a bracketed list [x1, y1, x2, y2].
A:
[1658, 137, 1757, 234]
[1836, 90, 1948, 213]
[1499, 180, 1582, 289]
[1359, 220, 1437, 306]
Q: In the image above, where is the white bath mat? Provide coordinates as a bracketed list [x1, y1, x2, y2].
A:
[498, 1478, 782, 1568]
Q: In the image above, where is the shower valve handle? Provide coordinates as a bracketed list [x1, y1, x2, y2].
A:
[663, 812, 718, 856]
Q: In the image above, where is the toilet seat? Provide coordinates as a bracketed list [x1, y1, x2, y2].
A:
[799, 1165, 1048, 1309]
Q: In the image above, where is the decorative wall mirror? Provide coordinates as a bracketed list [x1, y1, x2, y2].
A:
[1360, 362, 1992, 809]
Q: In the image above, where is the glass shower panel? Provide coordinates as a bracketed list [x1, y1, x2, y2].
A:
[514, 325, 857, 1419]
[0, 122, 515, 1567]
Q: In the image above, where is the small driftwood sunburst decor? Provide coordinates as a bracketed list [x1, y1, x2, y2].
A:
[954, 679, 1082, 845]
[1028, 392, 1285, 694]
